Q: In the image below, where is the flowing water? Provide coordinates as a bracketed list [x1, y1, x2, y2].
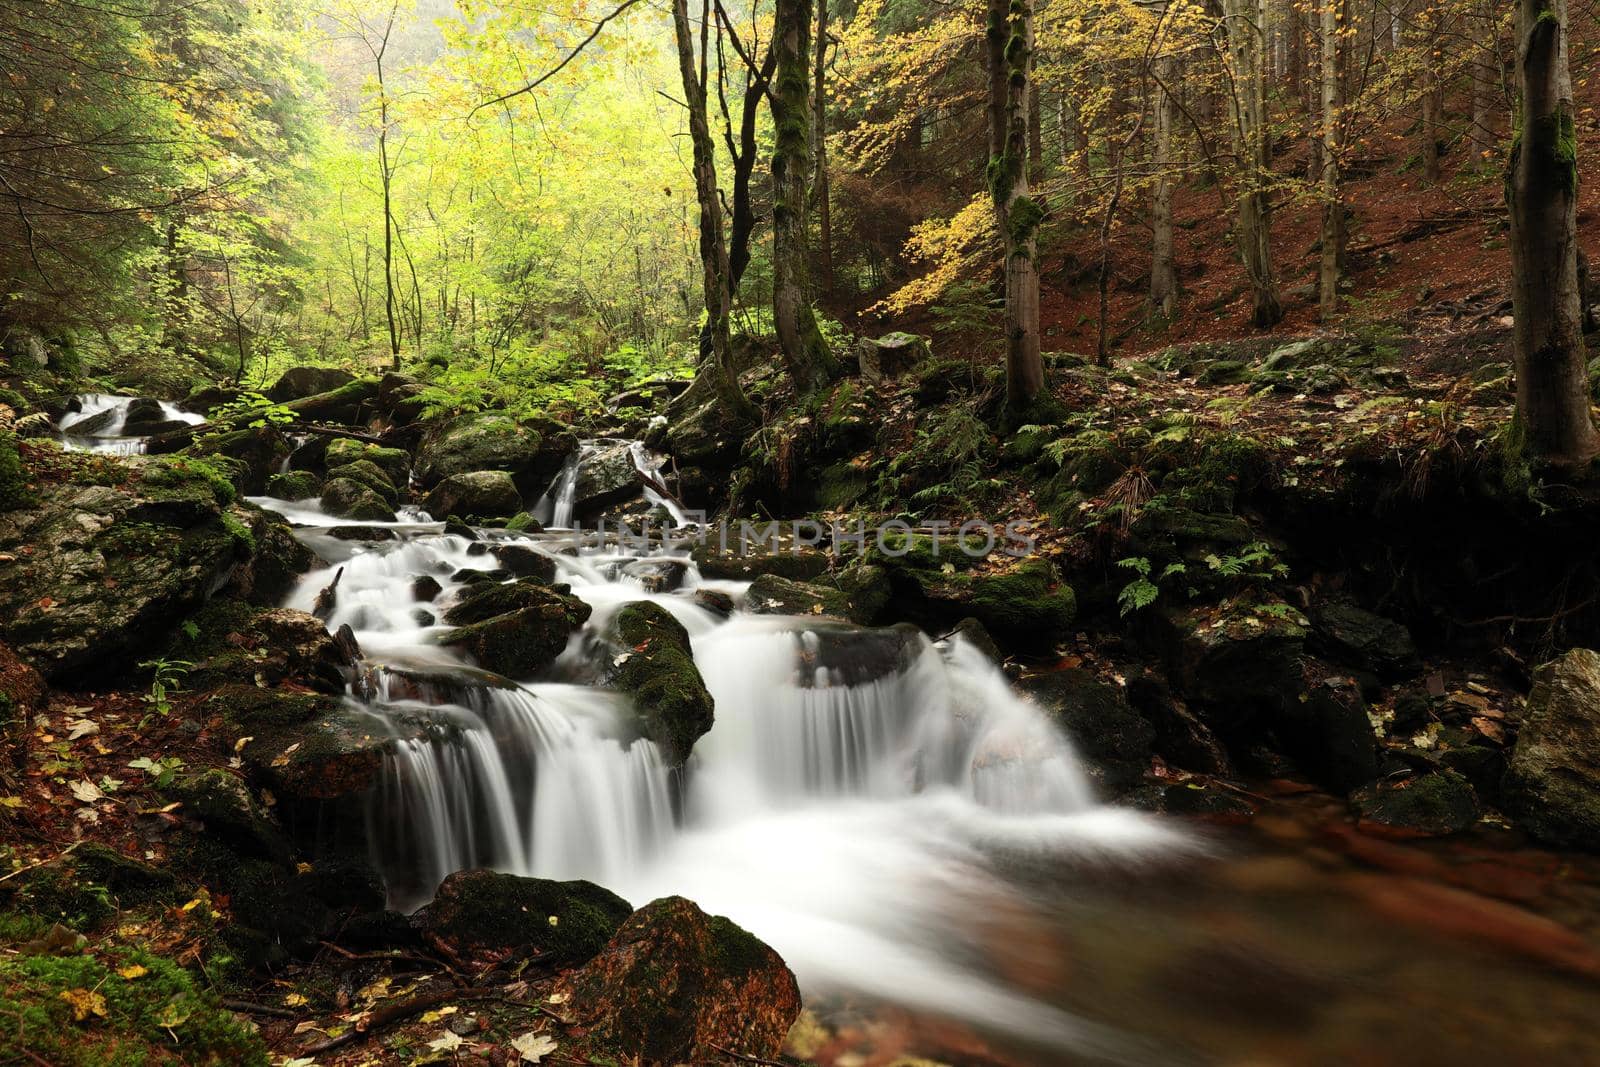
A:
[249, 447, 1600, 1066]
[56, 393, 205, 454]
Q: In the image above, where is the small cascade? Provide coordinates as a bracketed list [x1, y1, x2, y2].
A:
[532, 448, 583, 527]
[531, 438, 688, 529]
[254, 461, 1184, 1051]
[56, 393, 205, 455]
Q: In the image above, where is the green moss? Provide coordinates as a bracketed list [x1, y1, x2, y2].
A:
[220, 511, 254, 553]
[1006, 194, 1045, 248]
[0, 942, 268, 1065]
[0, 431, 31, 512]
[420, 870, 630, 965]
[207, 683, 337, 732]
[612, 602, 714, 765]
[140, 456, 236, 506]
[264, 469, 321, 500]
[324, 459, 397, 504]
[324, 439, 409, 483]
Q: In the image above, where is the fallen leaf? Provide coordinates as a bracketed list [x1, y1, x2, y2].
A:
[155, 1000, 191, 1028]
[428, 1030, 465, 1052]
[509, 1031, 558, 1062]
[59, 988, 107, 1022]
[69, 779, 103, 804]
[66, 718, 99, 740]
[117, 964, 148, 980]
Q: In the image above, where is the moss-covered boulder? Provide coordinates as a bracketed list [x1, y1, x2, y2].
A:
[747, 573, 852, 618]
[1506, 649, 1600, 849]
[558, 896, 801, 1066]
[894, 558, 1077, 651]
[491, 543, 557, 582]
[183, 605, 355, 694]
[856, 331, 930, 384]
[415, 412, 574, 493]
[440, 589, 590, 679]
[692, 535, 833, 581]
[228, 505, 315, 606]
[413, 869, 631, 966]
[442, 577, 580, 627]
[324, 437, 410, 484]
[1352, 770, 1479, 836]
[423, 470, 521, 521]
[319, 476, 393, 521]
[236, 708, 388, 802]
[268, 365, 355, 402]
[324, 458, 398, 505]
[180, 425, 290, 495]
[0, 464, 246, 682]
[1158, 599, 1308, 726]
[0, 937, 269, 1065]
[167, 769, 290, 861]
[1020, 669, 1154, 794]
[264, 469, 321, 500]
[611, 602, 714, 766]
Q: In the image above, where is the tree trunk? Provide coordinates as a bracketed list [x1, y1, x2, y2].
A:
[1420, 0, 1443, 181]
[1222, 0, 1284, 327]
[985, 0, 1044, 416]
[771, 0, 839, 396]
[1508, 0, 1596, 471]
[1318, 0, 1344, 318]
[673, 0, 755, 418]
[813, 0, 834, 296]
[1149, 54, 1179, 321]
[1470, 0, 1502, 166]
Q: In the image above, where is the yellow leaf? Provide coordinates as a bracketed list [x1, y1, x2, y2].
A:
[59, 988, 107, 1022]
[155, 1000, 191, 1029]
[117, 964, 148, 980]
[284, 992, 309, 1007]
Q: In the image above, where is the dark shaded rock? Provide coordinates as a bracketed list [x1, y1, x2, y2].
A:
[327, 525, 397, 542]
[268, 366, 355, 402]
[887, 557, 1076, 652]
[265, 469, 321, 500]
[412, 574, 443, 602]
[621, 558, 687, 592]
[1275, 675, 1379, 792]
[167, 769, 289, 861]
[1439, 743, 1505, 804]
[119, 397, 173, 434]
[1021, 670, 1154, 793]
[1158, 600, 1308, 726]
[611, 602, 714, 766]
[185, 604, 354, 694]
[423, 470, 521, 521]
[691, 535, 832, 581]
[694, 588, 735, 617]
[1352, 770, 1479, 836]
[413, 869, 631, 965]
[440, 595, 590, 678]
[559, 896, 801, 1066]
[492, 543, 557, 582]
[1309, 599, 1422, 679]
[442, 578, 580, 627]
[856, 331, 930, 383]
[748, 573, 851, 618]
[1505, 649, 1600, 849]
[237, 708, 388, 802]
[948, 616, 1002, 664]
[320, 477, 393, 521]
[1124, 669, 1233, 775]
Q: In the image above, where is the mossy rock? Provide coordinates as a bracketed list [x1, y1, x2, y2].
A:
[237, 709, 388, 802]
[413, 869, 631, 966]
[416, 412, 573, 492]
[166, 770, 289, 862]
[1197, 359, 1254, 385]
[264, 469, 321, 500]
[423, 470, 521, 521]
[182, 425, 289, 496]
[1505, 649, 1600, 849]
[558, 896, 800, 1066]
[0, 939, 269, 1065]
[319, 477, 393, 521]
[1158, 600, 1308, 726]
[610, 602, 714, 766]
[915, 558, 1077, 651]
[325, 438, 410, 484]
[325, 458, 398, 504]
[442, 578, 580, 627]
[440, 595, 591, 679]
[1351, 770, 1479, 836]
[269, 365, 355, 402]
[1020, 669, 1154, 794]
[691, 536, 833, 581]
[205, 683, 341, 733]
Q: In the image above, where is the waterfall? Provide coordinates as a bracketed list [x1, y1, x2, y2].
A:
[56, 393, 205, 455]
[257, 444, 1186, 1054]
[531, 438, 689, 529]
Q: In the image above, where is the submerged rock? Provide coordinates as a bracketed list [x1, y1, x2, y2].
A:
[423, 470, 521, 521]
[559, 895, 801, 1065]
[413, 869, 631, 965]
[611, 601, 714, 766]
[1506, 649, 1600, 849]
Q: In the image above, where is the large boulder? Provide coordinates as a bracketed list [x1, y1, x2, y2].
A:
[0, 460, 244, 681]
[856, 331, 931, 384]
[1158, 599, 1308, 726]
[440, 587, 590, 678]
[692, 536, 832, 581]
[442, 577, 576, 627]
[611, 602, 714, 766]
[1020, 669, 1154, 794]
[185, 604, 356, 694]
[1308, 599, 1422, 680]
[572, 440, 642, 516]
[413, 869, 631, 965]
[423, 470, 521, 521]
[1274, 675, 1379, 793]
[883, 556, 1076, 651]
[415, 412, 574, 493]
[268, 366, 355, 402]
[320, 477, 393, 521]
[324, 438, 410, 485]
[324, 458, 398, 505]
[181, 425, 291, 495]
[1506, 649, 1600, 849]
[559, 896, 801, 1066]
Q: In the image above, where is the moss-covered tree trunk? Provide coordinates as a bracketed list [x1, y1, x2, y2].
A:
[1508, 0, 1596, 471]
[673, 0, 756, 420]
[771, 0, 840, 397]
[1222, 0, 1284, 328]
[985, 0, 1044, 416]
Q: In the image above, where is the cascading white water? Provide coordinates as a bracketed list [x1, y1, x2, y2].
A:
[531, 437, 689, 529]
[56, 393, 205, 455]
[255, 447, 1187, 1057]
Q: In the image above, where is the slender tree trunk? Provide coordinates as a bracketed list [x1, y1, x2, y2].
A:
[812, 0, 834, 296]
[1420, 0, 1443, 181]
[673, 0, 755, 418]
[1222, 0, 1284, 326]
[771, 0, 839, 396]
[1150, 54, 1180, 321]
[1508, 0, 1596, 471]
[985, 0, 1044, 415]
[1319, 0, 1344, 317]
[1470, 0, 1502, 166]
[164, 221, 189, 356]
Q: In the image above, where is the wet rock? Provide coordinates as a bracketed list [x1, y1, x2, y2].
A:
[413, 869, 631, 965]
[693, 588, 735, 617]
[1505, 649, 1600, 849]
[415, 412, 574, 493]
[327, 525, 396, 542]
[325, 438, 410, 485]
[179, 425, 290, 495]
[325, 458, 398, 505]
[559, 896, 800, 1066]
[443, 577, 581, 627]
[748, 573, 851, 618]
[573, 440, 643, 516]
[412, 574, 443, 602]
[423, 470, 521, 521]
[856, 331, 930, 384]
[797, 623, 921, 687]
[238, 707, 388, 801]
[621, 558, 687, 592]
[167, 769, 289, 861]
[440, 593, 591, 678]
[0, 469, 243, 681]
[1352, 770, 1479, 836]
[1021, 670, 1154, 793]
[887, 557, 1076, 651]
[119, 397, 174, 435]
[1275, 675, 1379, 793]
[320, 477, 393, 521]
[265, 469, 321, 500]
[691, 536, 832, 581]
[1309, 599, 1422, 679]
[948, 616, 1002, 664]
[611, 601, 714, 766]
[268, 366, 355, 402]
[491, 543, 557, 582]
[184, 603, 355, 694]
